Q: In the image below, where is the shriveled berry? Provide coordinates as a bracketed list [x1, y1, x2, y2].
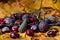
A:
[2, 27, 10, 33]
[26, 29, 34, 36]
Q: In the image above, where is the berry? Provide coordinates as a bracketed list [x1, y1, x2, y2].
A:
[10, 32, 19, 38]
[47, 31, 56, 37]
[4, 17, 13, 24]
[10, 15, 15, 21]
[38, 22, 49, 32]
[0, 18, 4, 27]
[22, 14, 28, 20]
[44, 18, 50, 24]
[30, 25, 37, 31]
[12, 26, 18, 33]
[4, 17, 14, 26]
[15, 20, 22, 26]
[11, 12, 21, 20]
[48, 16, 57, 23]
[33, 17, 38, 21]
[14, 12, 21, 19]
[29, 18, 34, 22]
[29, 16, 37, 22]
[2, 27, 10, 33]
[26, 29, 34, 36]
[56, 21, 60, 26]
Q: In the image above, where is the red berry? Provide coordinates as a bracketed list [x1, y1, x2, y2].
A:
[29, 18, 34, 22]
[0, 18, 4, 25]
[33, 18, 37, 21]
[26, 29, 34, 36]
[12, 26, 18, 33]
[15, 21, 22, 25]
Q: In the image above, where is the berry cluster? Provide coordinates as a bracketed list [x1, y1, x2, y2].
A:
[0, 12, 59, 38]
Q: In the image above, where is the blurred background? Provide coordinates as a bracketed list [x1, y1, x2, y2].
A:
[0, 0, 60, 19]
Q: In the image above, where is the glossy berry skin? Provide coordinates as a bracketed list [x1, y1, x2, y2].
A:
[10, 32, 19, 38]
[47, 31, 56, 37]
[26, 29, 34, 36]
[30, 25, 37, 31]
[15, 20, 22, 26]
[12, 26, 18, 33]
[2, 27, 10, 33]
[29, 15, 38, 23]
[0, 18, 4, 27]
[48, 16, 57, 23]
[38, 22, 49, 32]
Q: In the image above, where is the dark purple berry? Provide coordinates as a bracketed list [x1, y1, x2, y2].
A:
[48, 16, 57, 23]
[47, 31, 56, 37]
[44, 18, 50, 24]
[38, 22, 49, 32]
[11, 12, 21, 20]
[14, 12, 21, 19]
